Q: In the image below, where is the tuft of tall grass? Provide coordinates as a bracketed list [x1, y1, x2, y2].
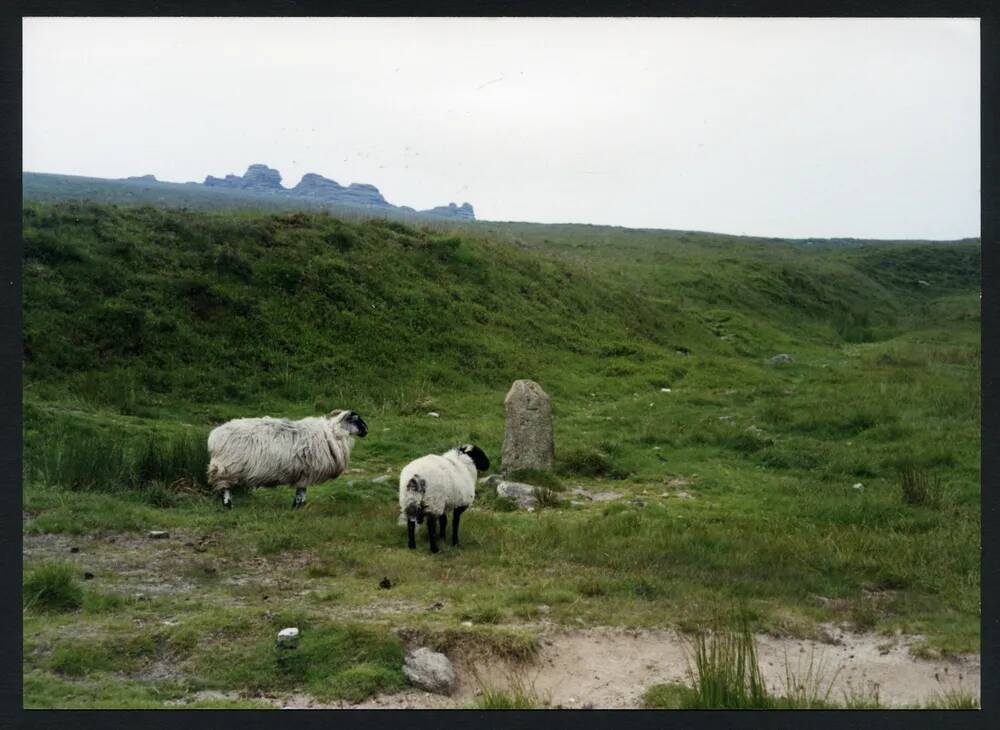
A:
[899, 465, 950, 508]
[686, 617, 772, 709]
[24, 562, 83, 613]
[27, 428, 210, 494]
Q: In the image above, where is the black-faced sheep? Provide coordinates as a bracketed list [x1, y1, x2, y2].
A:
[207, 409, 368, 509]
[398, 444, 490, 553]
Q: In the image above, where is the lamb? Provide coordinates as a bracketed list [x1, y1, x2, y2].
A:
[207, 409, 368, 509]
[398, 444, 490, 553]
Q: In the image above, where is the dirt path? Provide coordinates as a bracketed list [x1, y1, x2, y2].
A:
[250, 627, 978, 710]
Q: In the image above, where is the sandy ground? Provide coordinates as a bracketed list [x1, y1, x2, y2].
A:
[343, 627, 979, 709]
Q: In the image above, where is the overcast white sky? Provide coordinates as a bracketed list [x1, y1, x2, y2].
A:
[23, 17, 979, 239]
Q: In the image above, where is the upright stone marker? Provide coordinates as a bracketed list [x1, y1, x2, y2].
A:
[502, 379, 554, 473]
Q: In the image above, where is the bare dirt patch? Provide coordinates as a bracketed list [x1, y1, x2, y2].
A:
[350, 626, 980, 709]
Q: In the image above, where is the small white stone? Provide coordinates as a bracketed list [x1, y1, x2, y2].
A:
[461, 621, 473, 627]
[852, 483, 864, 490]
[427, 412, 440, 418]
[661, 388, 671, 393]
[277, 627, 300, 647]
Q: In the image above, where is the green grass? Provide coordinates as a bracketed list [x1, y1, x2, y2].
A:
[23, 563, 83, 613]
[20, 199, 980, 708]
[687, 617, 772, 709]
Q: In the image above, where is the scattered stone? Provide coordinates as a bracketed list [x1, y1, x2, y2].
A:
[673, 491, 693, 499]
[277, 627, 300, 648]
[853, 483, 864, 490]
[428, 601, 445, 611]
[379, 577, 393, 590]
[83, 571, 94, 580]
[403, 648, 457, 695]
[148, 531, 170, 540]
[537, 604, 551, 614]
[630, 499, 646, 508]
[496, 480, 539, 509]
[917, 280, 931, 287]
[769, 354, 794, 366]
[460, 621, 474, 627]
[590, 491, 623, 502]
[502, 379, 554, 473]
[660, 388, 672, 393]
[427, 412, 440, 418]
[69, 546, 80, 554]
[571, 487, 593, 500]
[371, 475, 390, 484]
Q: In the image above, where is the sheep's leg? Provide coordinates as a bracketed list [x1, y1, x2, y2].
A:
[407, 520, 417, 549]
[292, 487, 306, 510]
[221, 488, 233, 510]
[451, 506, 466, 546]
[427, 514, 439, 554]
[438, 513, 447, 542]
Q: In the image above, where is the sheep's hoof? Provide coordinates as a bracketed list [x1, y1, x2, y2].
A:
[430, 546, 440, 554]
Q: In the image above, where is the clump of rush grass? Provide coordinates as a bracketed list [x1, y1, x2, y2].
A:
[27, 427, 210, 495]
[841, 680, 883, 709]
[899, 464, 950, 508]
[780, 645, 842, 709]
[922, 688, 980, 709]
[472, 668, 545, 709]
[24, 562, 83, 613]
[685, 616, 772, 709]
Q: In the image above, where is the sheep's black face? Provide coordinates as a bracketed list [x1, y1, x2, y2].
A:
[346, 411, 368, 437]
[460, 444, 490, 472]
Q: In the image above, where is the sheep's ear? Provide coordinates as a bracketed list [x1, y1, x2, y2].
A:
[327, 409, 344, 419]
[463, 445, 490, 472]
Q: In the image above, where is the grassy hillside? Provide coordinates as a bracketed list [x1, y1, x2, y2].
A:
[22, 200, 981, 708]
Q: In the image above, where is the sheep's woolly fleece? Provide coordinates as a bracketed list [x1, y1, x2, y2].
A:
[398, 448, 479, 519]
[207, 410, 360, 492]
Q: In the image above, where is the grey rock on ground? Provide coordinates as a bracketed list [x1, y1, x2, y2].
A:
[496, 481, 539, 509]
[769, 354, 794, 365]
[148, 530, 170, 540]
[502, 380, 554, 473]
[403, 648, 457, 695]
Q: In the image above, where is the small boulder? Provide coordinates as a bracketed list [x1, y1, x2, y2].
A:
[769, 354, 794, 366]
[403, 647, 457, 695]
[496, 480, 538, 509]
[148, 530, 170, 540]
[590, 491, 623, 502]
[277, 627, 300, 648]
[427, 412, 440, 418]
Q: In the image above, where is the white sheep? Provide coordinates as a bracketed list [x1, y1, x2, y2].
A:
[207, 409, 368, 509]
[398, 444, 490, 553]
